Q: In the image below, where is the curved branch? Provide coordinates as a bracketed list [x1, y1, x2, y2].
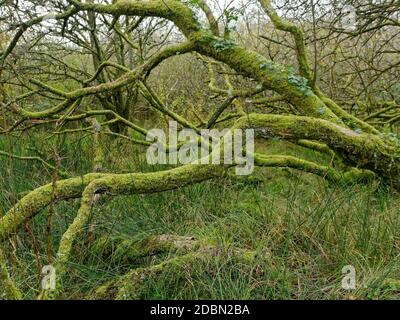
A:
[0, 164, 229, 243]
[197, 0, 220, 36]
[0, 150, 69, 178]
[90, 243, 256, 300]
[258, 0, 313, 84]
[254, 154, 374, 184]
[1, 114, 390, 245]
[234, 114, 399, 185]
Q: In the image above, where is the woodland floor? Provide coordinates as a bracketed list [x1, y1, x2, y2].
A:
[1, 134, 400, 300]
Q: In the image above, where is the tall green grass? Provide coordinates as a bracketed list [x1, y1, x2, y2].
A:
[1, 133, 400, 300]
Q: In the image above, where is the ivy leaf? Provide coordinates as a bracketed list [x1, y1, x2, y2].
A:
[213, 38, 236, 52]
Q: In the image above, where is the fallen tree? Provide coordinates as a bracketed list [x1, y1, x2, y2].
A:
[87, 234, 257, 300]
[0, 0, 399, 299]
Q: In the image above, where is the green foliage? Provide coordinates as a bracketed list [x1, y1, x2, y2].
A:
[213, 38, 236, 52]
[257, 56, 275, 72]
[287, 74, 312, 97]
[381, 132, 400, 154]
[224, 7, 242, 24]
[223, 6, 244, 34]
[188, 0, 200, 5]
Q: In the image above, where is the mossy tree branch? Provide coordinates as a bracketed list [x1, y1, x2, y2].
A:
[1, 113, 389, 246]
[258, 0, 313, 85]
[89, 242, 256, 300]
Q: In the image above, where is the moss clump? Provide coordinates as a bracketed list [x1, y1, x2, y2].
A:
[90, 235, 200, 264]
[89, 245, 257, 300]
